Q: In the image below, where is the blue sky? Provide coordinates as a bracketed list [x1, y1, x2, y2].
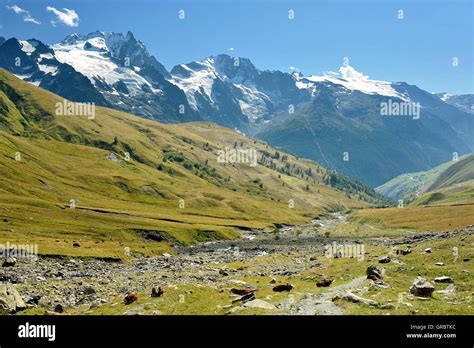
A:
[1, 0, 472, 94]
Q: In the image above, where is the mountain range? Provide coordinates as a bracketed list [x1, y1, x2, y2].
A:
[0, 67, 393, 256]
[1, 31, 472, 187]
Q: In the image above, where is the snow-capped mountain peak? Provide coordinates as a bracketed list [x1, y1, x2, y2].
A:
[297, 65, 408, 100]
[169, 54, 272, 125]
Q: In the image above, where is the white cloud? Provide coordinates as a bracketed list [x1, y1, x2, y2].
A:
[289, 66, 299, 71]
[227, 47, 235, 52]
[6, 4, 41, 25]
[6, 5, 27, 14]
[23, 13, 41, 25]
[339, 65, 369, 81]
[46, 6, 79, 27]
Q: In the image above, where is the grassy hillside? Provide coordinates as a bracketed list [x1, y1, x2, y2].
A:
[426, 154, 474, 191]
[359, 154, 474, 229]
[413, 155, 474, 206]
[0, 68, 384, 258]
[376, 154, 473, 204]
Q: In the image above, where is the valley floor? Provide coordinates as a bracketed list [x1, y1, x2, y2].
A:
[2, 211, 473, 316]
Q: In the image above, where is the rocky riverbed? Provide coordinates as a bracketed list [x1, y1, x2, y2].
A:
[1, 213, 473, 315]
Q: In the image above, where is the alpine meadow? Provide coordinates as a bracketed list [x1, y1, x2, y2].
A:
[0, 1, 473, 341]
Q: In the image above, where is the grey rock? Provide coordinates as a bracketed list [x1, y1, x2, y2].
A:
[2, 257, 16, 267]
[409, 277, 434, 297]
[366, 266, 384, 279]
[335, 291, 377, 306]
[0, 282, 26, 313]
[434, 276, 453, 283]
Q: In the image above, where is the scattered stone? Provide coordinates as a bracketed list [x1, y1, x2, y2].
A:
[378, 256, 391, 264]
[434, 276, 453, 283]
[228, 279, 247, 285]
[106, 152, 123, 163]
[0, 283, 26, 313]
[424, 248, 432, 253]
[26, 294, 41, 306]
[272, 284, 293, 292]
[435, 262, 444, 266]
[378, 303, 396, 310]
[89, 301, 100, 309]
[72, 242, 80, 248]
[2, 257, 16, 267]
[232, 292, 255, 304]
[219, 269, 229, 276]
[370, 280, 391, 289]
[124, 292, 138, 305]
[409, 277, 434, 297]
[316, 279, 334, 287]
[241, 299, 276, 310]
[151, 287, 164, 298]
[162, 253, 172, 258]
[54, 304, 64, 313]
[463, 258, 469, 262]
[334, 291, 377, 306]
[269, 278, 277, 284]
[366, 266, 384, 280]
[83, 286, 96, 295]
[434, 284, 456, 295]
[398, 247, 412, 256]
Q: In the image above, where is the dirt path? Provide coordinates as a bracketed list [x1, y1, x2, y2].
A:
[277, 276, 366, 315]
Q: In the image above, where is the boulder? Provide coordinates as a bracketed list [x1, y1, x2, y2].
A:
[230, 287, 254, 296]
[272, 284, 293, 292]
[219, 269, 229, 276]
[316, 279, 334, 287]
[232, 292, 255, 304]
[335, 291, 377, 306]
[378, 256, 391, 264]
[25, 294, 41, 306]
[2, 257, 16, 267]
[434, 284, 456, 295]
[242, 299, 276, 310]
[366, 266, 384, 280]
[370, 280, 391, 289]
[0, 282, 26, 313]
[409, 277, 434, 297]
[151, 287, 164, 297]
[83, 286, 96, 295]
[54, 303, 64, 313]
[124, 292, 138, 305]
[434, 276, 453, 283]
[106, 152, 123, 163]
[398, 247, 412, 255]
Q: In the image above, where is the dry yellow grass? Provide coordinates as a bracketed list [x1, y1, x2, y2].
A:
[354, 204, 474, 232]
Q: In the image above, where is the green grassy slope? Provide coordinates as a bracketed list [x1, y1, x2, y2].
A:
[376, 154, 473, 204]
[426, 154, 474, 191]
[0, 68, 383, 258]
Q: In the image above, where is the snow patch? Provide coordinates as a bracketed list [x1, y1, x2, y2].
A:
[299, 65, 408, 100]
[19, 40, 36, 55]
